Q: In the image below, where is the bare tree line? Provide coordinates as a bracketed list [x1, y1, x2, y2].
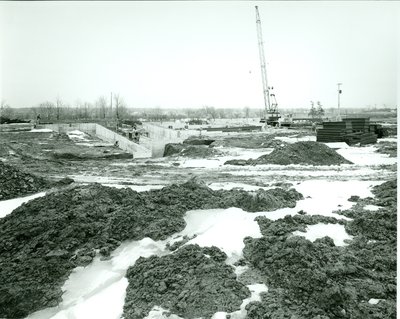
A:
[2, 96, 263, 123]
[30, 94, 129, 122]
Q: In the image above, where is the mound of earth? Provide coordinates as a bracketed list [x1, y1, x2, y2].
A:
[210, 133, 292, 149]
[163, 143, 221, 157]
[124, 244, 249, 319]
[0, 179, 302, 318]
[0, 161, 50, 200]
[225, 141, 352, 166]
[243, 180, 396, 319]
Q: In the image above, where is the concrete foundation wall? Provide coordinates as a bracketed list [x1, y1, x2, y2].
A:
[94, 125, 151, 158]
[42, 123, 151, 158]
[142, 123, 200, 157]
[143, 123, 198, 141]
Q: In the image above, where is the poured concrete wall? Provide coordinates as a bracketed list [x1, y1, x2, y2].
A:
[42, 123, 151, 158]
[142, 123, 198, 141]
[141, 123, 200, 157]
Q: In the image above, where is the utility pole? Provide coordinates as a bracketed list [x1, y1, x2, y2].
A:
[337, 83, 342, 120]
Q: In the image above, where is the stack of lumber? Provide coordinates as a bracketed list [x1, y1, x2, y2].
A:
[343, 118, 370, 132]
[316, 121, 352, 142]
[317, 117, 378, 145]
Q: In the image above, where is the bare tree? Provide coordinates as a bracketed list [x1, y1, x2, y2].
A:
[203, 106, 217, 121]
[96, 96, 108, 119]
[244, 106, 250, 119]
[38, 101, 56, 121]
[56, 96, 62, 121]
[113, 93, 128, 120]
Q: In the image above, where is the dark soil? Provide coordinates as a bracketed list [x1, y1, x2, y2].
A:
[123, 244, 249, 319]
[51, 151, 132, 160]
[0, 161, 51, 200]
[182, 138, 215, 146]
[225, 141, 352, 166]
[163, 143, 221, 157]
[243, 179, 397, 319]
[0, 179, 302, 318]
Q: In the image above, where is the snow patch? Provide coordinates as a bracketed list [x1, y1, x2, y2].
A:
[364, 204, 381, 211]
[293, 223, 353, 246]
[144, 306, 183, 319]
[368, 298, 381, 305]
[0, 192, 47, 218]
[274, 135, 316, 143]
[66, 130, 90, 141]
[30, 129, 53, 133]
[337, 146, 397, 165]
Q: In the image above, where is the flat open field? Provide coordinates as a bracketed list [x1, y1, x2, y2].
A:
[0, 125, 397, 319]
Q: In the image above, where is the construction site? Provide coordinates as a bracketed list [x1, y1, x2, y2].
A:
[0, 3, 398, 319]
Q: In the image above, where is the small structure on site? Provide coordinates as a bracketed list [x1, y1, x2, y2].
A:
[316, 117, 386, 145]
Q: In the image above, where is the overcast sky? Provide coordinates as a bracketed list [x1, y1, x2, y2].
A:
[1, 1, 399, 109]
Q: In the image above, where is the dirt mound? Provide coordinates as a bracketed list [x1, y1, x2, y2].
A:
[124, 244, 249, 319]
[225, 141, 352, 166]
[0, 161, 50, 200]
[0, 180, 303, 318]
[243, 179, 396, 319]
[163, 143, 221, 157]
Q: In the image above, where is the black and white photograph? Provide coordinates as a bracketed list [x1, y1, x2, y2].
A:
[0, 1, 398, 318]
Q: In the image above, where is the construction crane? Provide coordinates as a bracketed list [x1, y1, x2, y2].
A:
[255, 6, 281, 127]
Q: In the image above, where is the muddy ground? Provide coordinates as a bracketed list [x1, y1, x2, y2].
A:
[0, 125, 397, 319]
[0, 129, 396, 187]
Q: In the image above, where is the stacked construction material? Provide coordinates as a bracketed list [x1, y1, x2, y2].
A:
[343, 118, 377, 145]
[316, 121, 353, 143]
[317, 117, 378, 145]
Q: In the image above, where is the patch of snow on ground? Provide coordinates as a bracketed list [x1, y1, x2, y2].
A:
[228, 166, 384, 179]
[27, 238, 166, 319]
[364, 204, 381, 211]
[293, 223, 353, 246]
[378, 137, 397, 143]
[30, 129, 53, 133]
[178, 148, 273, 168]
[66, 130, 90, 141]
[337, 146, 397, 165]
[274, 135, 316, 143]
[324, 142, 350, 149]
[178, 207, 262, 264]
[291, 180, 381, 218]
[208, 182, 269, 191]
[144, 306, 183, 319]
[368, 298, 381, 305]
[0, 192, 46, 218]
